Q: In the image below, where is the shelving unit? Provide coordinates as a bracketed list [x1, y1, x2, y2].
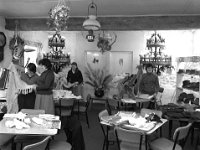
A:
[176, 56, 200, 104]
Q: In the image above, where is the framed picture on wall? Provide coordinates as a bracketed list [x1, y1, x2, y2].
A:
[85, 50, 133, 75]
[85, 51, 110, 70]
[109, 51, 133, 75]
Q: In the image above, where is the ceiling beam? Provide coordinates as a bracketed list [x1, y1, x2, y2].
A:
[5, 15, 200, 31]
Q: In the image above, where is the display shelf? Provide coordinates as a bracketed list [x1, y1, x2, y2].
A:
[176, 56, 200, 105]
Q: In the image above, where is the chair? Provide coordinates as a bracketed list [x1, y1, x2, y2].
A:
[98, 109, 116, 150]
[149, 123, 192, 150]
[22, 136, 51, 150]
[49, 140, 72, 150]
[114, 126, 146, 150]
[55, 98, 74, 118]
[73, 94, 91, 128]
[14, 109, 46, 150]
[107, 98, 120, 115]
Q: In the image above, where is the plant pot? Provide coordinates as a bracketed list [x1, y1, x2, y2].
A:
[94, 88, 104, 98]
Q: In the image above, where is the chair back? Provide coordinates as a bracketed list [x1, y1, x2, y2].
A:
[107, 98, 120, 115]
[55, 98, 74, 117]
[140, 108, 162, 118]
[23, 136, 51, 150]
[20, 109, 45, 115]
[74, 94, 91, 112]
[85, 94, 92, 111]
[98, 109, 110, 137]
[172, 123, 192, 149]
[114, 126, 145, 150]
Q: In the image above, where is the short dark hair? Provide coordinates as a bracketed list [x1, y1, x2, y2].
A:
[71, 62, 77, 66]
[145, 63, 154, 70]
[27, 63, 36, 73]
[38, 58, 52, 70]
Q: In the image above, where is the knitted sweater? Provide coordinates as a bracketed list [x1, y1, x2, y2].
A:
[36, 70, 55, 95]
[139, 72, 160, 95]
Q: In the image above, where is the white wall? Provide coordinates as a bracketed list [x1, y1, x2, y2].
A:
[1, 27, 200, 102]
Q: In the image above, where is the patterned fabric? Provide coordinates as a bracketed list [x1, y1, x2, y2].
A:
[6, 63, 35, 113]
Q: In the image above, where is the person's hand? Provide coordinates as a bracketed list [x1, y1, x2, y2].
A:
[32, 84, 37, 92]
[73, 82, 79, 87]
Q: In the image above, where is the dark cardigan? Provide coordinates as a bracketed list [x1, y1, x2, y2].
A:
[36, 70, 55, 95]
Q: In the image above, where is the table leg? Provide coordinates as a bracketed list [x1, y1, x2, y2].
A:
[78, 100, 80, 120]
[169, 120, 173, 139]
[59, 98, 61, 118]
[106, 126, 109, 150]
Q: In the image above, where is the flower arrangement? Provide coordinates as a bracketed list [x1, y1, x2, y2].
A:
[47, 0, 70, 31]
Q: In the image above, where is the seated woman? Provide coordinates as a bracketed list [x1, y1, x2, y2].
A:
[18, 63, 38, 110]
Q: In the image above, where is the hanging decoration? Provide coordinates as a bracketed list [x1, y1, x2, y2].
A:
[9, 21, 25, 63]
[44, 32, 70, 73]
[47, 0, 70, 31]
[140, 31, 172, 74]
[97, 31, 117, 53]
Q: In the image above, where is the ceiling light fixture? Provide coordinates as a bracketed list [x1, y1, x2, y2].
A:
[83, 1, 101, 31]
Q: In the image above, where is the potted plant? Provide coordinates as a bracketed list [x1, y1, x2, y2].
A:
[85, 64, 113, 98]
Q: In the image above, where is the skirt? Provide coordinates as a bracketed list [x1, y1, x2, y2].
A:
[34, 94, 55, 115]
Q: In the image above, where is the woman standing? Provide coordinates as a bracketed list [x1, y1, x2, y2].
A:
[35, 58, 55, 114]
[18, 63, 38, 110]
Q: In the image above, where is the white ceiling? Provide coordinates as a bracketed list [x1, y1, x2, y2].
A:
[0, 0, 200, 18]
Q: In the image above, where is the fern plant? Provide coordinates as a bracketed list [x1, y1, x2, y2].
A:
[85, 63, 113, 92]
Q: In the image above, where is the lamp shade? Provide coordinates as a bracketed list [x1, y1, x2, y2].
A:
[83, 15, 101, 31]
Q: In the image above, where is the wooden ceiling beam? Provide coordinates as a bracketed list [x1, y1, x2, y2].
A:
[5, 15, 200, 31]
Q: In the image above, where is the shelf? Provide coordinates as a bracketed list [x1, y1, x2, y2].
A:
[176, 56, 200, 101]
[177, 87, 199, 97]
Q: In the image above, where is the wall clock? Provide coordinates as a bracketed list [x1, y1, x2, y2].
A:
[0, 32, 6, 47]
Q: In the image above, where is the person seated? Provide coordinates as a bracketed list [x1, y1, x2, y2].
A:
[67, 62, 83, 96]
[139, 63, 160, 109]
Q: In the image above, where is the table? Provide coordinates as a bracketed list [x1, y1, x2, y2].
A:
[160, 103, 200, 139]
[0, 117, 58, 135]
[0, 115, 58, 150]
[100, 111, 167, 150]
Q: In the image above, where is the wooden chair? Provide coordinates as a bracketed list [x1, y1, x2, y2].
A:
[73, 94, 91, 128]
[22, 136, 51, 150]
[98, 109, 116, 150]
[14, 109, 46, 150]
[149, 123, 192, 150]
[114, 126, 146, 150]
[55, 98, 74, 118]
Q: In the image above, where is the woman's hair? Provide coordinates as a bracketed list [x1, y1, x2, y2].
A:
[71, 62, 77, 67]
[145, 63, 154, 70]
[27, 63, 36, 73]
[38, 58, 52, 70]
